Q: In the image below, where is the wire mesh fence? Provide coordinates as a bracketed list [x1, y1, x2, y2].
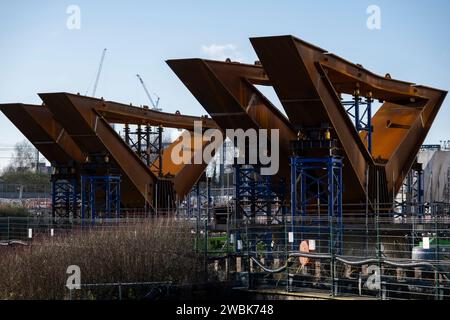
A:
[227, 208, 450, 300]
[68, 281, 173, 300]
[0, 183, 51, 200]
[1, 201, 450, 300]
[0, 215, 217, 300]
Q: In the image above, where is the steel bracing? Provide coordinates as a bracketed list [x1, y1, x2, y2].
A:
[290, 155, 343, 255]
[80, 175, 121, 221]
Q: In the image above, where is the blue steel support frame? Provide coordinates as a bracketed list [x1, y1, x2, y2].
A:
[51, 176, 78, 219]
[343, 94, 373, 154]
[234, 165, 285, 257]
[418, 170, 424, 215]
[290, 156, 343, 254]
[80, 175, 121, 222]
[194, 177, 211, 220]
[399, 166, 425, 216]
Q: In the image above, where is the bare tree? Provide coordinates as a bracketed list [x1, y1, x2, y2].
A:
[9, 140, 35, 170]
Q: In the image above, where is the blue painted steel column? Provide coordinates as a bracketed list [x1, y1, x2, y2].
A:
[71, 178, 78, 218]
[290, 157, 297, 249]
[207, 177, 211, 221]
[90, 177, 95, 224]
[106, 176, 111, 219]
[328, 158, 334, 254]
[366, 97, 373, 154]
[354, 95, 360, 131]
[337, 160, 343, 255]
[418, 170, 424, 216]
[81, 175, 86, 221]
[51, 178, 56, 219]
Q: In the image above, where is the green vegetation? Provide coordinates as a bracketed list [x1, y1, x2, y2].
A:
[0, 140, 51, 192]
[1, 169, 50, 193]
[0, 205, 28, 217]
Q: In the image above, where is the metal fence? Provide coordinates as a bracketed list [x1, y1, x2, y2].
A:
[0, 183, 51, 200]
[2, 202, 450, 300]
[0, 215, 203, 243]
[68, 281, 173, 300]
[0, 215, 222, 300]
[227, 209, 450, 300]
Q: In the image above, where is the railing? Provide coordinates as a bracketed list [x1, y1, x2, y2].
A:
[68, 281, 173, 300]
[227, 211, 450, 300]
[0, 183, 51, 199]
[2, 202, 450, 300]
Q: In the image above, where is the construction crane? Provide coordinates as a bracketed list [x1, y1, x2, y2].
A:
[91, 48, 107, 97]
[136, 74, 162, 111]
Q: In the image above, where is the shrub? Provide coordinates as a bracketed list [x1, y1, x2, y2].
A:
[0, 218, 202, 299]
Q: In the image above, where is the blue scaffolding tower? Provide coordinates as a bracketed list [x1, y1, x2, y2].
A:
[185, 176, 211, 219]
[290, 156, 343, 255]
[235, 166, 286, 224]
[234, 165, 286, 255]
[342, 91, 373, 153]
[396, 162, 424, 216]
[51, 168, 79, 220]
[80, 175, 121, 222]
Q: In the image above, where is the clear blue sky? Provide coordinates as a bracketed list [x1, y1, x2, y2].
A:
[0, 0, 449, 168]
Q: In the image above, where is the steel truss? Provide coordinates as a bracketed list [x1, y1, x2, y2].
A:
[51, 166, 79, 220]
[396, 162, 424, 216]
[342, 92, 373, 153]
[234, 165, 286, 255]
[235, 166, 286, 224]
[182, 176, 212, 218]
[124, 123, 163, 176]
[290, 156, 343, 255]
[80, 175, 121, 221]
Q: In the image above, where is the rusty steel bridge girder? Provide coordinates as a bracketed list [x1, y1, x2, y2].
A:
[39, 92, 157, 208]
[169, 35, 447, 205]
[1, 93, 218, 209]
[0, 103, 84, 166]
[37, 93, 217, 208]
[166, 58, 297, 180]
[250, 35, 446, 203]
[0, 35, 446, 210]
[95, 99, 217, 130]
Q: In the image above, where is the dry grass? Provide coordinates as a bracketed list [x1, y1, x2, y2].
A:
[0, 218, 202, 299]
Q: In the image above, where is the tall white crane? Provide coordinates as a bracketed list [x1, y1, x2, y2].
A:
[136, 74, 162, 111]
[91, 48, 107, 97]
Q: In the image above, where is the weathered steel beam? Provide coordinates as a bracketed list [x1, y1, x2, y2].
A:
[250, 35, 447, 202]
[159, 133, 212, 198]
[0, 104, 84, 166]
[39, 92, 157, 208]
[36, 93, 213, 205]
[95, 99, 217, 130]
[167, 58, 296, 181]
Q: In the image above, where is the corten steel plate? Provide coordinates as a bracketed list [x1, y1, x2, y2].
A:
[250, 35, 446, 202]
[158, 133, 213, 198]
[98, 100, 216, 199]
[39, 93, 156, 208]
[0, 103, 84, 166]
[166, 58, 297, 181]
[0, 103, 149, 207]
[37, 93, 213, 206]
[169, 35, 447, 205]
[95, 99, 217, 130]
[1, 94, 216, 207]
